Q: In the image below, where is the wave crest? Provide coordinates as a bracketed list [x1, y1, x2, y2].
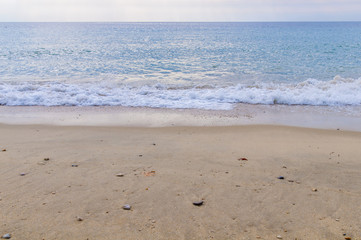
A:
[0, 76, 360, 110]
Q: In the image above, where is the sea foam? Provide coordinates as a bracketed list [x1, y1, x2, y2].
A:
[0, 76, 360, 110]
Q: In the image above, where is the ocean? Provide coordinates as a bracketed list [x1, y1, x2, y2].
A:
[1, 22, 361, 110]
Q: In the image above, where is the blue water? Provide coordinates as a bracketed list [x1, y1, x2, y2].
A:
[0, 22, 361, 109]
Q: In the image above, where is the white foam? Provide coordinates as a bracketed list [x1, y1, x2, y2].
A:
[0, 76, 361, 110]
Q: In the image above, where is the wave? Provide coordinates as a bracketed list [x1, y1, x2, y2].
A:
[0, 76, 360, 110]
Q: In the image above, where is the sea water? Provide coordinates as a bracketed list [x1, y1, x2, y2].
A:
[0, 22, 361, 110]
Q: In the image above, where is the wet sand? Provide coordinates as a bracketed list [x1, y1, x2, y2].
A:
[1, 122, 361, 239]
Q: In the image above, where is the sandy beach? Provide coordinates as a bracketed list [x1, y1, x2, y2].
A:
[1, 110, 361, 239]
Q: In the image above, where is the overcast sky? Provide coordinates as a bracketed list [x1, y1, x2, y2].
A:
[1, 0, 360, 22]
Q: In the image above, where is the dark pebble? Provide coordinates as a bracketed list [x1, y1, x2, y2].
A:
[193, 200, 204, 206]
[71, 164, 78, 167]
[277, 176, 285, 180]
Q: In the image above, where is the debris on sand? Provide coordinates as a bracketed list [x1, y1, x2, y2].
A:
[143, 171, 156, 177]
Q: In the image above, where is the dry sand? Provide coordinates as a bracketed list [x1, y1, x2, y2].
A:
[1, 123, 361, 239]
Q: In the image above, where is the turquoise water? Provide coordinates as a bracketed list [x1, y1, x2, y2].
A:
[0, 22, 361, 109]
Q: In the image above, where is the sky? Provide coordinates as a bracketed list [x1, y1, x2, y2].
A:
[0, 0, 360, 22]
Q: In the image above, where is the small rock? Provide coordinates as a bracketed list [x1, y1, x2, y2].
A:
[312, 188, 318, 192]
[193, 200, 204, 206]
[282, 166, 287, 168]
[20, 173, 26, 176]
[76, 216, 83, 221]
[236, 185, 241, 187]
[276, 235, 282, 239]
[336, 218, 340, 221]
[1, 233, 11, 239]
[288, 180, 294, 182]
[277, 176, 284, 180]
[1, 149, 6, 152]
[345, 237, 351, 240]
[116, 173, 124, 177]
[71, 164, 78, 167]
[44, 158, 50, 161]
[123, 204, 131, 210]
[238, 157, 248, 161]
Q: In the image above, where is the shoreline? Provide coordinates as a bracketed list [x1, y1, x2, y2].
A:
[1, 104, 361, 131]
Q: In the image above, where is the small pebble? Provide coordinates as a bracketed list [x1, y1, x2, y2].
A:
[1, 149, 6, 152]
[193, 200, 204, 206]
[276, 235, 282, 239]
[116, 173, 124, 177]
[345, 237, 351, 240]
[336, 218, 340, 221]
[44, 158, 50, 161]
[1, 233, 11, 239]
[288, 180, 294, 182]
[312, 188, 318, 192]
[277, 176, 284, 180]
[71, 164, 78, 167]
[123, 204, 131, 210]
[76, 216, 83, 221]
[20, 173, 26, 176]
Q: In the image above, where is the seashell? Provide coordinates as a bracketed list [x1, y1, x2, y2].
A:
[1, 233, 11, 239]
[123, 204, 131, 210]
